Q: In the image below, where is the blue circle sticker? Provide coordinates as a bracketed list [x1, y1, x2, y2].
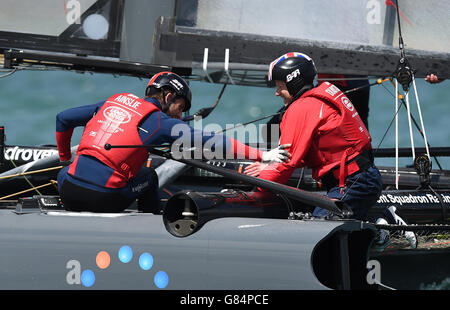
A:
[139, 253, 154, 271]
[118, 245, 133, 263]
[81, 269, 95, 287]
[154, 271, 169, 289]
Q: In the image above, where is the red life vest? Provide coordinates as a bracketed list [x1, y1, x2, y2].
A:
[73, 93, 159, 188]
[302, 82, 372, 187]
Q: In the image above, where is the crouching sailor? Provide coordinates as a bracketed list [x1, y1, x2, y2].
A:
[56, 72, 290, 213]
[245, 53, 383, 221]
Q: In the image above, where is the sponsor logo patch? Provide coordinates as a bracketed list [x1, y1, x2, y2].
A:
[170, 79, 184, 92]
[286, 69, 301, 82]
[325, 85, 340, 96]
[103, 106, 131, 124]
[341, 97, 354, 112]
[4, 147, 58, 162]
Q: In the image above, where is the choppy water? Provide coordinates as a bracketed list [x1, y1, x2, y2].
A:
[0, 69, 448, 168]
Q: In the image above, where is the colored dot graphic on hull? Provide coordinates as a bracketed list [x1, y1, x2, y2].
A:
[96, 251, 111, 269]
[139, 252, 154, 271]
[154, 271, 169, 289]
[118, 245, 133, 263]
[72, 246, 168, 289]
[81, 269, 95, 287]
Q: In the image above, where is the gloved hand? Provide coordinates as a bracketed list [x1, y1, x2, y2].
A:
[261, 144, 291, 163]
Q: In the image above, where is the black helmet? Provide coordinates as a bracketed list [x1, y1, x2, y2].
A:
[268, 52, 317, 98]
[146, 71, 192, 111]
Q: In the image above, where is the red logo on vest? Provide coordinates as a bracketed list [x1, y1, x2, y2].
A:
[103, 106, 132, 124]
[75, 93, 159, 187]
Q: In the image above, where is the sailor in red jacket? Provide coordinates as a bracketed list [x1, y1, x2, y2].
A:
[56, 72, 290, 214]
[246, 53, 382, 220]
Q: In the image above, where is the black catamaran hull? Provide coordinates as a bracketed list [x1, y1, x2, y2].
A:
[1, 203, 448, 290]
[1, 145, 449, 290]
[0, 210, 376, 290]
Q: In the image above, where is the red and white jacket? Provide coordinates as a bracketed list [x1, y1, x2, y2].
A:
[259, 82, 372, 187]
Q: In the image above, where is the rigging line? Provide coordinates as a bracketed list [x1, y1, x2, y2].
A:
[317, 77, 385, 82]
[213, 81, 228, 109]
[296, 168, 305, 189]
[412, 76, 431, 160]
[0, 181, 56, 201]
[9, 65, 58, 72]
[0, 165, 64, 180]
[387, 0, 413, 27]
[340, 90, 404, 201]
[0, 68, 18, 79]
[395, 80, 399, 189]
[8, 159, 42, 195]
[385, 80, 443, 170]
[404, 91, 416, 160]
[183, 81, 228, 122]
[276, 193, 294, 215]
[343, 77, 391, 95]
[394, 0, 406, 58]
[214, 112, 282, 134]
[382, 80, 442, 168]
[374, 84, 403, 152]
[393, 0, 413, 93]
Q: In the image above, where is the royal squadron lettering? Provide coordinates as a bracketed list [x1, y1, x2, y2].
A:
[4, 146, 58, 162]
[114, 95, 142, 110]
[444, 195, 450, 203]
[377, 193, 450, 206]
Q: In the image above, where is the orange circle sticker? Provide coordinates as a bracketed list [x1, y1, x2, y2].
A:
[96, 251, 111, 269]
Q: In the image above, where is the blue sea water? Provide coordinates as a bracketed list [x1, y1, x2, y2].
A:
[0, 69, 448, 169]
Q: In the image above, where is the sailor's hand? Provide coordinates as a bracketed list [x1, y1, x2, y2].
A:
[425, 74, 444, 84]
[261, 144, 291, 163]
[244, 162, 268, 177]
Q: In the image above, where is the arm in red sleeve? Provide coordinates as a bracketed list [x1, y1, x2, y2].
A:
[55, 101, 104, 161]
[227, 138, 263, 161]
[259, 98, 322, 184]
[56, 129, 74, 161]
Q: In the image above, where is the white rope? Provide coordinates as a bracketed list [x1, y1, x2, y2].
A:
[0, 68, 18, 78]
[395, 80, 399, 190]
[405, 91, 416, 160]
[412, 76, 431, 160]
